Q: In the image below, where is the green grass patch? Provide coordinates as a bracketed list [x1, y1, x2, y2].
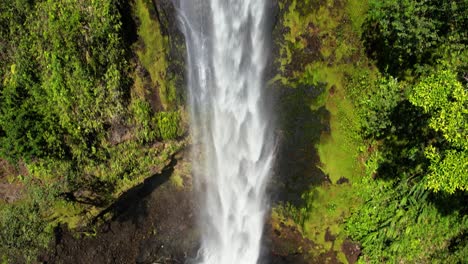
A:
[170, 158, 191, 189]
[301, 63, 364, 258]
[303, 185, 359, 258]
[316, 67, 363, 183]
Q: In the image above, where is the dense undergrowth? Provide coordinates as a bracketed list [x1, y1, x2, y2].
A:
[0, 0, 185, 261]
[274, 0, 467, 262]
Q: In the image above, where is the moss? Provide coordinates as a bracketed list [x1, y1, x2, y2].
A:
[24, 138, 187, 230]
[317, 79, 362, 183]
[170, 159, 191, 189]
[170, 173, 183, 188]
[132, 72, 148, 100]
[273, 0, 374, 261]
[133, 0, 176, 110]
[278, 0, 371, 185]
[346, 0, 368, 35]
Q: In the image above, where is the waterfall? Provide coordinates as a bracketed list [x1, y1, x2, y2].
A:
[178, 1, 274, 263]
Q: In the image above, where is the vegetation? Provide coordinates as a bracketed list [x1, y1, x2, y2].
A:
[344, 0, 467, 260]
[0, 0, 466, 262]
[273, 0, 467, 262]
[0, 0, 185, 262]
[363, 0, 467, 76]
[0, 201, 52, 262]
[272, 0, 371, 261]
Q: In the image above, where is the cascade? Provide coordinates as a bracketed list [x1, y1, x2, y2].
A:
[178, 1, 274, 263]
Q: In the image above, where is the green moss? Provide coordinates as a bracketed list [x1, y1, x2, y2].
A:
[346, 0, 369, 34]
[133, 0, 175, 109]
[317, 86, 361, 183]
[23, 138, 187, 230]
[301, 185, 360, 250]
[133, 72, 148, 99]
[170, 159, 191, 189]
[86, 139, 186, 198]
[274, 0, 374, 261]
[170, 173, 184, 188]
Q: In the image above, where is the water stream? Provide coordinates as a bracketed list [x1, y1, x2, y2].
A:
[178, 1, 274, 263]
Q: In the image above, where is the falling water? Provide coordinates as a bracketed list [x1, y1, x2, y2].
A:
[177, 1, 274, 263]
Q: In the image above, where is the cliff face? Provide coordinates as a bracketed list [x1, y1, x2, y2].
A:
[128, 0, 183, 111]
[39, 2, 196, 262]
[267, 0, 366, 263]
[0, 0, 189, 261]
[152, 0, 187, 109]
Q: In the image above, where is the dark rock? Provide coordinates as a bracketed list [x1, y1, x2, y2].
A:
[336, 177, 350, 185]
[329, 85, 336, 96]
[324, 228, 336, 242]
[44, 152, 198, 263]
[266, 218, 316, 264]
[341, 239, 361, 264]
[274, 229, 281, 236]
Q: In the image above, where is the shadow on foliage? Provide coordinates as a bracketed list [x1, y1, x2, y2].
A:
[92, 155, 177, 226]
[374, 100, 432, 180]
[270, 83, 330, 207]
[373, 100, 468, 217]
[118, 0, 138, 48]
[431, 190, 468, 217]
[362, 22, 420, 77]
[44, 151, 198, 264]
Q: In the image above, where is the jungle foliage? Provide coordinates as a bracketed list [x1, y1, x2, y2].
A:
[345, 0, 468, 262]
[273, 0, 466, 262]
[364, 0, 468, 76]
[0, 0, 184, 261]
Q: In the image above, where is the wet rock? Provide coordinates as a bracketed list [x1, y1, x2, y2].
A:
[153, 0, 187, 100]
[266, 214, 317, 263]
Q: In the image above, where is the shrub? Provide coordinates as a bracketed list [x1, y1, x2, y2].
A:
[0, 202, 53, 263]
[363, 0, 467, 75]
[358, 76, 403, 139]
[154, 111, 182, 140]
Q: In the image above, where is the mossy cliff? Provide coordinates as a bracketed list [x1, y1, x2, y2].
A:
[269, 0, 467, 263]
[0, 0, 188, 262]
[268, 0, 369, 262]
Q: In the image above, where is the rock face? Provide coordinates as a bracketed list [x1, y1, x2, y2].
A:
[152, 0, 187, 102]
[43, 152, 199, 264]
[0, 160, 26, 203]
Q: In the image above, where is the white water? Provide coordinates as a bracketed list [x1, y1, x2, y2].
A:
[177, 1, 274, 263]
